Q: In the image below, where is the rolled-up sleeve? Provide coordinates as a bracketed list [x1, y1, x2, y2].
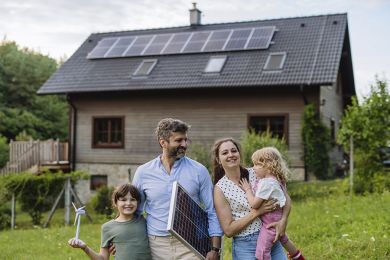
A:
[132, 168, 145, 215]
[199, 167, 223, 237]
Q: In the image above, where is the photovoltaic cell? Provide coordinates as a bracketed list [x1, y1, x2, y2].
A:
[87, 38, 117, 59]
[225, 28, 252, 50]
[246, 26, 275, 49]
[167, 181, 211, 259]
[143, 34, 172, 55]
[105, 37, 135, 57]
[87, 26, 276, 59]
[203, 30, 231, 52]
[182, 32, 210, 53]
[162, 33, 191, 54]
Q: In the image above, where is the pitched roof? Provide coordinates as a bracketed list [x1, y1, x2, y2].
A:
[38, 13, 354, 94]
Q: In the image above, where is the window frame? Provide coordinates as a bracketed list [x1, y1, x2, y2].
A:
[92, 116, 125, 149]
[263, 52, 287, 71]
[204, 55, 227, 73]
[90, 175, 108, 191]
[247, 114, 289, 145]
[132, 59, 158, 76]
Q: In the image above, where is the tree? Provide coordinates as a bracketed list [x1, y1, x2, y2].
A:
[0, 41, 68, 142]
[301, 104, 331, 179]
[338, 78, 390, 193]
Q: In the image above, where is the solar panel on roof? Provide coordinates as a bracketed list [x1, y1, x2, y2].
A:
[162, 33, 192, 54]
[182, 31, 210, 53]
[143, 34, 172, 55]
[167, 181, 211, 259]
[246, 26, 275, 49]
[87, 38, 118, 59]
[202, 30, 231, 52]
[105, 37, 135, 57]
[87, 26, 276, 59]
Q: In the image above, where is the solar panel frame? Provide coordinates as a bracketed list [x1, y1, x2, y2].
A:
[167, 181, 212, 259]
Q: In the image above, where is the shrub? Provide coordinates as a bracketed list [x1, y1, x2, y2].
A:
[187, 143, 212, 171]
[90, 186, 114, 219]
[302, 104, 331, 179]
[0, 204, 11, 230]
[0, 134, 9, 168]
[0, 171, 86, 225]
[240, 130, 289, 168]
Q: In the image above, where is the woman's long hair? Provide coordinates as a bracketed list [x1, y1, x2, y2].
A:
[212, 138, 249, 185]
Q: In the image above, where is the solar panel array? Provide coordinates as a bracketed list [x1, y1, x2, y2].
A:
[167, 181, 211, 259]
[87, 26, 276, 59]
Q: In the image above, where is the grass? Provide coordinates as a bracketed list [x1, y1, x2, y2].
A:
[1, 192, 390, 259]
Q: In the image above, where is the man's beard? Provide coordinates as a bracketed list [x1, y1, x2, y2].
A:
[168, 146, 187, 159]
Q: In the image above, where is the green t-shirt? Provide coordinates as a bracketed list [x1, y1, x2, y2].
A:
[101, 215, 151, 260]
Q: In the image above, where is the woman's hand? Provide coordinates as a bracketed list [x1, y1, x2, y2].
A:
[250, 198, 278, 217]
[68, 238, 87, 249]
[238, 178, 252, 193]
[267, 217, 287, 243]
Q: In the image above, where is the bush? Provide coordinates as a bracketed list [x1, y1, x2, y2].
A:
[187, 143, 212, 171]
[0, 171, 86, 225]
[0, 134, 9, 168]
[302, 104, 331, 179]
[0, 204, 11, 230]
[90, 186, 114, 219]
[240, 130, 289, 168]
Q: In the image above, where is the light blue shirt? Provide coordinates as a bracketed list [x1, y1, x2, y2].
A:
[132, 155, 223, 237]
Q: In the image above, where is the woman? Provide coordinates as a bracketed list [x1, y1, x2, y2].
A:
[212, 138, 290, 260]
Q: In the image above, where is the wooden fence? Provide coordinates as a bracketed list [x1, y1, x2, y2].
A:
[0, 139, 69, 175]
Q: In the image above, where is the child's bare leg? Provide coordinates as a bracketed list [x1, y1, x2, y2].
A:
[282, 240, 298, 256]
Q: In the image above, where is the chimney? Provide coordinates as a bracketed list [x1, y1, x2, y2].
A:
[189, 3, 201, 26]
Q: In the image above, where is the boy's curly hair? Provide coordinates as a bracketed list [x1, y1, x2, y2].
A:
[251, 147, 290, 184]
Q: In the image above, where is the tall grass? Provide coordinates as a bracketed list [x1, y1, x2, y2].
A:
[1, 191, 389, 259]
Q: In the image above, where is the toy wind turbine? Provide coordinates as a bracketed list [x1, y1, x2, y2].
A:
[72, 202, 86, 241]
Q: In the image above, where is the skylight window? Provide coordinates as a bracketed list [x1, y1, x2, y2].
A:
[204, 56, 227, 73]
[264, 52, 286, 71]
[133, 59, 157, 76]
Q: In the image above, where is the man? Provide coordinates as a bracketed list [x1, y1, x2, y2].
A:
[132, 118, 223, 260]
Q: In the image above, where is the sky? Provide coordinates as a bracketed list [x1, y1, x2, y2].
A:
[1, 0, 389, 99]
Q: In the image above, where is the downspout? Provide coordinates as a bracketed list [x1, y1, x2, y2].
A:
[66, 95, 77, 171]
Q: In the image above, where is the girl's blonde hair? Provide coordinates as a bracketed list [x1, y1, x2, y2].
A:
[251, 147, 290, 184]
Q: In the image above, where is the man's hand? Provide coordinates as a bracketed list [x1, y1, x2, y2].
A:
[205, 250, 219, 260]
[267, 217, 287, 243]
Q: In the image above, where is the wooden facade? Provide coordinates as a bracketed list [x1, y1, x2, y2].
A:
[70, 86, 321, 180]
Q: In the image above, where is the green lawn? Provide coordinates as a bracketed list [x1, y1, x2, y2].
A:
[1, 193, 389, 259]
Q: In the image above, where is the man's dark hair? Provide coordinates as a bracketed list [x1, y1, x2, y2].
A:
[155, 118, 190, 142]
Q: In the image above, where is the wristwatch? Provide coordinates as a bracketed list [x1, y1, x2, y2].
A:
[211, 246, 221, 255]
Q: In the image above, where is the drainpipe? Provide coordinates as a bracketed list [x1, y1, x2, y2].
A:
[66, 95, 77, 172]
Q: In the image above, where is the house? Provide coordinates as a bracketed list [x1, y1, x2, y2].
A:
[38, 5, 355, 201]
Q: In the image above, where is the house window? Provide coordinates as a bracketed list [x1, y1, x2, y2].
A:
[90, 175, 107, 190]
[264, 52, 286, 70]
[204, 56, 227, 73]
[248, 115, 288, 141]
[93, 117, 124, 148]
[133, 59, 157, 76]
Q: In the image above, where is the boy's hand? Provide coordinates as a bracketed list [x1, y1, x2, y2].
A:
[68, 238, 86, 249]
[109, 243, 116, 256]
[239, 178, 251, 193]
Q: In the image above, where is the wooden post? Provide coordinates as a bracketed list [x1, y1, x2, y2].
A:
[349, 136, 354, 196]
[56, 138, 60, 164]
[11, 193, 15, 229]
[64, 177, 71, 225]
